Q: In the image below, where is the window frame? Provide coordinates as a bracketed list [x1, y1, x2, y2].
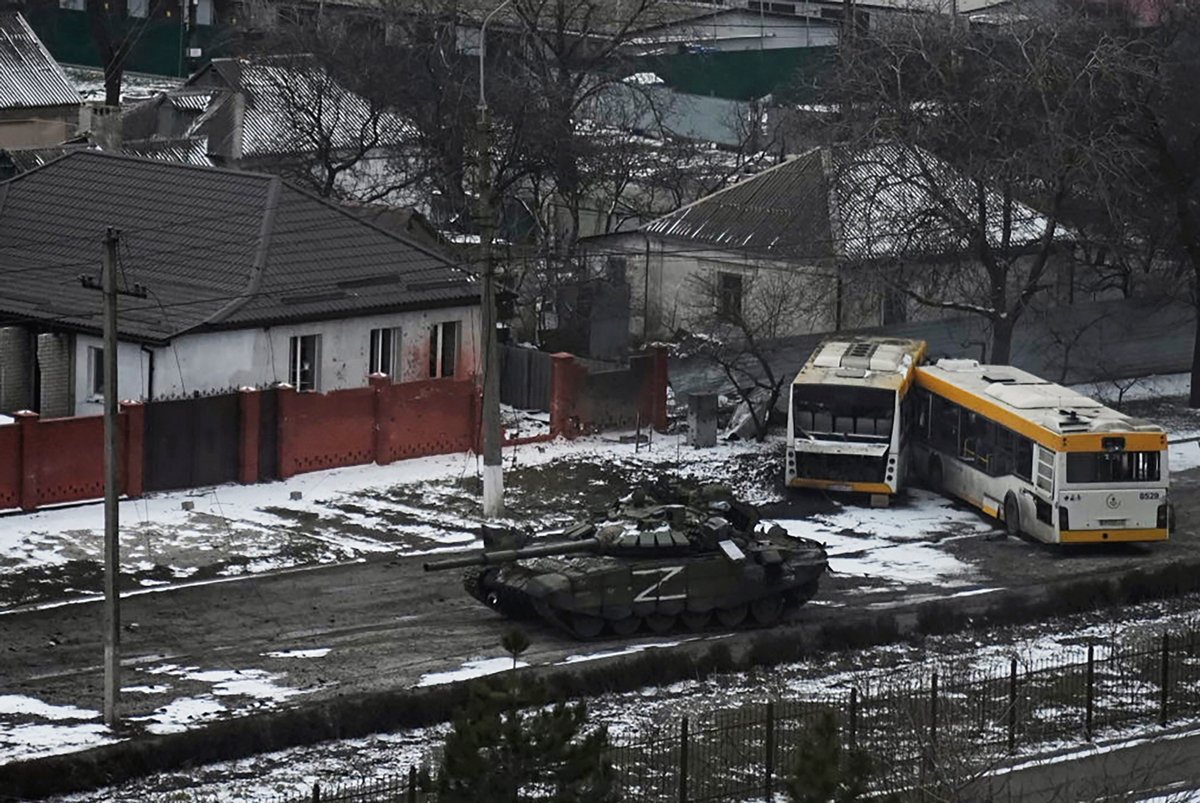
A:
[288, 334, 321, 392]
[429, 321, 460, 379]
[369, 326, 401, 379]
[87, 345, 105, 398]
[717, 271, 743, 321]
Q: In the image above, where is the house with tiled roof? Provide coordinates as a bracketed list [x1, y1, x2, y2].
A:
[0, 151, 479, 417]
[0, 12, 80, 149]
[580, 143, 1071, 344]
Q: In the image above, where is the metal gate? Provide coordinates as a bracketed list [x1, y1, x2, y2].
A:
[143, 394, 240, 492]
[499, 345, 552, 411]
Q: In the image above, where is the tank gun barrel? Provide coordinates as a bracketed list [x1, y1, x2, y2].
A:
[423, 538, 598, 571]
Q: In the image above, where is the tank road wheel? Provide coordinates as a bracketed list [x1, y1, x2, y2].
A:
[609, 616, 642, 637]
[680, 611, 711, 632]
[569, 613, 605, 639]
[716, 604, 749, 629]
[1003, 492, 1021, 539]
[645, 613, 676, 635]
[785, 581, 820, 608]
[750, 595, 785, 626]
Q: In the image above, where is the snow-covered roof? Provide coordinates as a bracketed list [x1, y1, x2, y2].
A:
[0, 12, 79, 110]
[794, 337, 927, 392]
[183, 56, 415, 159]
[641, 143, 1068, 261]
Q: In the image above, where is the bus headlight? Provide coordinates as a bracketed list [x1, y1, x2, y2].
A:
[1058, 506, 1070, 531]
[1158, 502, 1171, 530]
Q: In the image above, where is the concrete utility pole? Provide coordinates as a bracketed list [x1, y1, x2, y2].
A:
[477, 0, 512, 518]
[80, 228, 146, 727]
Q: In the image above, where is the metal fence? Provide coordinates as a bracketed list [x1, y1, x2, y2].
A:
[280, 623, 1200, 803]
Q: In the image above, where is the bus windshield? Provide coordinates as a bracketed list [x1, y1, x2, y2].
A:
[1065, 451, 1162, 484]
[792, 385, 895, 439]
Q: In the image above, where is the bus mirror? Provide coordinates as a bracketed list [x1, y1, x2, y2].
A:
[1102, 437, 1125, 452]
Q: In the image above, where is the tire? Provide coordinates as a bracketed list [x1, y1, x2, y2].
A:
[1003, 492, 1021, 538]
[928, 458, 944, 494]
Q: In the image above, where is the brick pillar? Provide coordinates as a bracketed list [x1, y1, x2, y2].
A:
[369, 373, 389, 465]
[277, 384, 297, 480]
[119, 400, 145, 498]
[650, 345, 669, 432]
[14, 410, 38, 511]
[549, 353, 580, 439]
[238, 388, 261, 484]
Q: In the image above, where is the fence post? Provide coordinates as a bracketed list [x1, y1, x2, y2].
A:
[312, 781, 320, 803]
[679, 715, 689, 803]
[119, 400, 145, 497]
[15, 410, 39, 511]
[1160, 632, 1170, 727]
[237, 388, 261, 484]
[1085, 644, 1095, 741]
[764, 702, 775, 801]
[929, 671, 938, 762]
[408, 765, 417, 803]
[1007, 657, 1017, 754]
[849, 687, 859, 749]
[369, 373, 389, 465]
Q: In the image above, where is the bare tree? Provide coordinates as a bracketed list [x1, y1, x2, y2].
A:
[682, 264, 836, 441]
[821, 7, 1139, 364]
[1099, 6, 1200, 406]
[249, 33, 427, 203]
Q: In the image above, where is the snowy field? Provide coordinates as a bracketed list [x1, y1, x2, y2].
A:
[4, 373, 1200, 795]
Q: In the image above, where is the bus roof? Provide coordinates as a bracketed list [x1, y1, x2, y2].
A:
[916, 360, 1166, 448]
[793, 337, 927, 392]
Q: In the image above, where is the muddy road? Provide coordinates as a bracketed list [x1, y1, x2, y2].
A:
[2, 467, 1199, 728]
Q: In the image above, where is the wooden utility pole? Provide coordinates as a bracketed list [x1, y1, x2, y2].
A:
[80, 228, 146, 728]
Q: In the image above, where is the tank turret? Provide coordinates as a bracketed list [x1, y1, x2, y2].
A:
[424, 484, 828, 639]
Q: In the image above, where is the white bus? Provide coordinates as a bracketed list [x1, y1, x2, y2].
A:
[913, 360, 1170, 544]
[786, 337, 927, 505]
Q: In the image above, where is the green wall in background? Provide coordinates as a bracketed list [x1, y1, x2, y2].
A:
[23, 6, 230, 78]
[641, 46, 836, 102]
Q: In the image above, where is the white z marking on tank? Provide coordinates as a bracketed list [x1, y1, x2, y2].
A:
[632, 566, 687, 602]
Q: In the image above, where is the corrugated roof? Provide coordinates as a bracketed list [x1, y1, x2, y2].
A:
[0, 12, 80, 109]
[183, 57, 415, 159]
[0, 151, 476, 343]
[122, 136, 216, 167]
[642, 144, 1060, 261]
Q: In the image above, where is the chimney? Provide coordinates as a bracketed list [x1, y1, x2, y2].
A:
[86, 103, 122, 150]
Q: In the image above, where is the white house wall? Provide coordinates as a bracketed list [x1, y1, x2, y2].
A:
[72, 335, 153, 417]
[601, 235, 857, 341]
[153, 306, 482, 400]
[69, 305, 480, 415]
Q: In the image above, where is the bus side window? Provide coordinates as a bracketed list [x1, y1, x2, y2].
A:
[930, 396, 959, 455]
[992, 427, 1014, 476]
[1014, 436, 1034, 483]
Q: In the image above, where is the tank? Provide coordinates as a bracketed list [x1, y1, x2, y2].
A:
[424, 484, 828, 639]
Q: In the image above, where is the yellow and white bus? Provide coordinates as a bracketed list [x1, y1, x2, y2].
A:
[912, 359, 1170, 544]
[786, 337, 927, 505]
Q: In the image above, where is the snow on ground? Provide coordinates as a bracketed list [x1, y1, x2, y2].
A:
[8, 384, 1200, 783]
[64, 66, 183, 105]
[48, 593, 1200, 802]
[0, 429, 983, 609]
[417, 657, 528, 687]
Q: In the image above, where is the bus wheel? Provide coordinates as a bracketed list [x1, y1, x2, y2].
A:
[1003, 492, 1021, 538]
[928, 458, 944, 494]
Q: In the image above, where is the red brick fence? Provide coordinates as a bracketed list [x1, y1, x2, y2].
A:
[0, 349, 667, 512]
